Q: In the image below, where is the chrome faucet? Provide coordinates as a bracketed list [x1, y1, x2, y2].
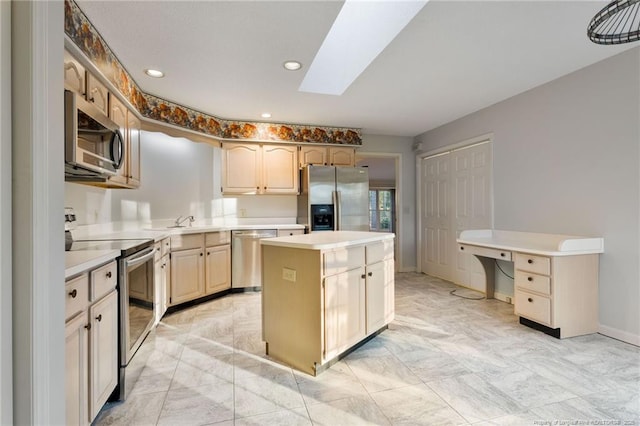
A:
[174, 215, 195, 227]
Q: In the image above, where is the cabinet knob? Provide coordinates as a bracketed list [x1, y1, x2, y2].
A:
[368, 272, 373, 277]
[84, 323, 91, 330]
[89, 97, 95, 103]
[527, 276, 533, 282]
[207, 251, 210, 256]
[528, 259, 533, 264]
[200, 252, 203, 257]
[361, 274, 366, 279]
[106, 271, 112, 278]
[500, 253, 505, 257]
[460, 246, 464, 251]
[96, 314, 102, 322]
[527, 297, 533, 303]
[69, 289, 77, 298]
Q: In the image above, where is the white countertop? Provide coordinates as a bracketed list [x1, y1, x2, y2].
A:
[65, 250, 120, 279]
[457, 229, 604, 256]
[261, 231, 394, 250]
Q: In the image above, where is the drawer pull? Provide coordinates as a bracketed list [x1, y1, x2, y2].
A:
[527, 297, 533, 303]
[200, 252, 203, 257]
[528, 259, 533, 264]
[207, 251, 210, 256]
[96, 314, 102, 322]
[527, 277, 533, 282]
[460, 246, 464, 251]
[106, 271, 112, 278]
[69, 289, 77, 298]
[84, 323, 91, 330]
[500, 253, 505, 257]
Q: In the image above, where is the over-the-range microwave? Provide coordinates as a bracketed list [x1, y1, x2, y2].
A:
[64, 89, 124, 181]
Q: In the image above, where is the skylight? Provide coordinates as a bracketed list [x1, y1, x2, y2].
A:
[299, 0, 428, 96]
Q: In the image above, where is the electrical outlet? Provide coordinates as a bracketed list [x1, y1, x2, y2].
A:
[282, 268, 296, 282]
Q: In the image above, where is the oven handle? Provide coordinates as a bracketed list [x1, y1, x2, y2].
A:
[124, 247, 155, 268]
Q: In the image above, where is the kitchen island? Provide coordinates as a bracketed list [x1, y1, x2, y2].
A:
[261, 231, 395, 375]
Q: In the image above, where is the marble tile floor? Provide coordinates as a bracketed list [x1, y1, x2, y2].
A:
[94, 272, 640, 425]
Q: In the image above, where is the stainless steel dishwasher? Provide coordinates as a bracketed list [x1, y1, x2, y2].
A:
[231, 229, 278, 290]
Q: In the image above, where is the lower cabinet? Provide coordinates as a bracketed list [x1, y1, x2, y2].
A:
[65, 260, 118, 425]
[324, 267, 366, 360]
[169, 231, 230, 306]
[262, 237, 395, 376]
[154, 237, 171, 323]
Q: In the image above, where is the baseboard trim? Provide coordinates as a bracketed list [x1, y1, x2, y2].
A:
[598, 324, 640, 347]
[493, 291, 513, 304]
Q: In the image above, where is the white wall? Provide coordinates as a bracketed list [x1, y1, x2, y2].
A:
[416, 47, 640, 343]
[360, 134, 416, 272]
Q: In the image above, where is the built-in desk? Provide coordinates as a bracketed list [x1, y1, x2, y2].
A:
[457, 229, 604, 338]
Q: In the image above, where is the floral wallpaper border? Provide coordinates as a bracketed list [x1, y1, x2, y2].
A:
[64, 0, 362, 145]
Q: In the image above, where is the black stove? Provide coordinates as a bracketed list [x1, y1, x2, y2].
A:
[66, 238, 154, 257]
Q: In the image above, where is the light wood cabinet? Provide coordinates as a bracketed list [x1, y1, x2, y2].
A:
[324, 267, 366, 360]
[65, 311, 89, 426]
[127, 110, 141, 187]
[262, 236, 395, 375]
[65, 260, 118, 425]
[170, 247, 204, 305]
[86, 73, 109, 116]
[299, 146, 356, 167]
[222, 143, 298, 194]
[89, 290, 118, 420]
[205, 244, 231, 294]
[169, 231, 230, 306]
[64, 50, 86, 95]
[154, 237, 171, 323]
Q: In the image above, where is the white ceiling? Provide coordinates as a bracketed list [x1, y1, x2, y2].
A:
[75, 0, 633, 137]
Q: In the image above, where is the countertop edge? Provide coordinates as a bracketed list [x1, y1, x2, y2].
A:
[65, 250, 121, 279]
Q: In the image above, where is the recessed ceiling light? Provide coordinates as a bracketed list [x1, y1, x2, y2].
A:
[144, 69, 164, 78]
[261, 112, 272, 119]
[283, 61, 302, 71]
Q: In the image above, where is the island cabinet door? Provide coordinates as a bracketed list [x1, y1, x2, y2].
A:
[365, 258, 395, 334]
[323, 267, 366, 361]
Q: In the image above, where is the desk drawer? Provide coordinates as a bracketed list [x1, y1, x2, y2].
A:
[515, 271, 551, 295]
[458, 244, 511, 261]
[515, 253, 551, 276]
[515, 289, 551, 326]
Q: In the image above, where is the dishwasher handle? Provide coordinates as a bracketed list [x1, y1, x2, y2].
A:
[233, 230, 277, 239]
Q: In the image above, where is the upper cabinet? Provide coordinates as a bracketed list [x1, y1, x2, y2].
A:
[299, 146, 355, 167]
[65, 49, 141, 189]
[85, 73, 109, 116]
[64, 50, 86, 95]
[222, 143, 298, 195]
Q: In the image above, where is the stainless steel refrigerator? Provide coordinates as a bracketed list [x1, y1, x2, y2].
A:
[297, 165, 369, 231]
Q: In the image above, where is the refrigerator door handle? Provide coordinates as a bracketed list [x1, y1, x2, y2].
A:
[333, 190, 341, 230]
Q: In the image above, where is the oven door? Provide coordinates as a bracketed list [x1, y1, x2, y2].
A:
[120, 246, 155, 366]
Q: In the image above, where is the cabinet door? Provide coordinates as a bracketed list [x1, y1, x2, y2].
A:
[263, 145, 299, 194]
[108, 96, 129, 186]
[89, 290, 118, 421]
[66, 312, 89, 426]
[324, 267, 366, 361]
[64, 51, 86, 95]
[170, 248, 204, 305]
[222, 143, 262, 194]
[86, 73, 109, 116]
[299, 146, 328, 167]
[328, 147, 355, 166]
[205, 244, 231, 294]
[365, 259, 395, 334]
[127, 110, 141, 187]
[154, 259, 164, 325]
[162, 255, 170, 315]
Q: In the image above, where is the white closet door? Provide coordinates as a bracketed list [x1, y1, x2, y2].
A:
[421, 141, 492, 287]
[452, 142, 493, 290]
[421, 153, 452, 280]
